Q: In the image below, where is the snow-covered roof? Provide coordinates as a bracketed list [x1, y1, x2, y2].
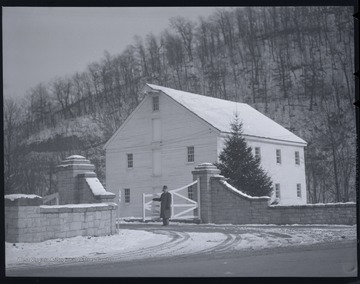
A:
[146, 84, 307, 145]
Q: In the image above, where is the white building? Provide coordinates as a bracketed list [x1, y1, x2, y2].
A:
[104, 84, 307, 218]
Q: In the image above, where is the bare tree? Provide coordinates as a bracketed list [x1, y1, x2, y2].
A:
[170, 16, 196, 62]
[51, 77, 74, 119]
[4, 99, 23, 193]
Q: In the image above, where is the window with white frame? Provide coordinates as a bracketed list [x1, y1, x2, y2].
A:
[275, 183, 281, 199]
[127, 153, 133, 168]
[297, 184, 302, 198]
[187, 146, 194, 162]
[295, 151, 300, 165]
[153, 96, 159, 111]
[188, 186, 194, 200]
[254, 147, 261, 161]
[276, 149, 281, 164]
[124, 188, 130, 203]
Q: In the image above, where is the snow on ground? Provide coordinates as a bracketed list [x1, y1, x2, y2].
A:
[233, 227, 354, 250]
[6, 229, 169, 268]
[6, 224, 356, 269]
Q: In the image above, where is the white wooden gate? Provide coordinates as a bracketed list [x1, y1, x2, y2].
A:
[142, 178, 200, 222]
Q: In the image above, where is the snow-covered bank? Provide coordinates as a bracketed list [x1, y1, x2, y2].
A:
[6, 229, 169, 268]
[6, 225, 356, 270]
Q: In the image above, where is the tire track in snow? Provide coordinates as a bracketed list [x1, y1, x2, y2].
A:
[110, 230, 191, 261]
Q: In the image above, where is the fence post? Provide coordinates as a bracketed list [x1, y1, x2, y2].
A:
[171, 193, 174, 219]
[142, 193, 146, 222]
[196, 177, 201, 221]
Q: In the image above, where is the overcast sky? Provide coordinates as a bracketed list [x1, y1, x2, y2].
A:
[3, 7, 219, 101]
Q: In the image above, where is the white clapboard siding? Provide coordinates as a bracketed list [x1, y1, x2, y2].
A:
[106, 92, 219, 217]
[106, 86, 307, 217]
[217, 135, 307, 205]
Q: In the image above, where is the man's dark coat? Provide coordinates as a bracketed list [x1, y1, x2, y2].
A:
[153, 192, 172, 219]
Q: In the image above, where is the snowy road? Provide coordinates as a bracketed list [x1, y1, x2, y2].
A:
[6, 223, 357, 277]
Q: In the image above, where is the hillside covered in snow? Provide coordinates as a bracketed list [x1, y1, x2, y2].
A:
[4, 6, 355, 203]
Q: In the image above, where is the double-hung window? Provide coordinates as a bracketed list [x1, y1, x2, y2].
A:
[153, 96, 159, 112]
[276, 149, 281, 164]
[124, 188, 130, 204]
[296, 184, 302, 198]
[275, 183, 281, 199]
[254, 147, 261, 161]
[295, 151, 300, 165]
[187, 146, 194, 163]
[188, 186, 194, 200]
[127, 153, 133, 168]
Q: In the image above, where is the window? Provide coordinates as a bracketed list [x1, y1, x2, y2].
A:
[187, 146, 194, 162]
[127, 153, 133, 168]
[124, 188, 130, 203]
[254, 147, 261, 161]
[297, 184, 302, 198]
[276, 149, 281, 164]
[153, 96, 159, 111]
[275, 183, 281, 199]
[295, 151, 300, 165]
[188, 186, 194, 200]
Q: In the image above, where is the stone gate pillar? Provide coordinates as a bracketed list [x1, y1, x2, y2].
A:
[56, 155, 95, 204]
[192, 163, 221, 223]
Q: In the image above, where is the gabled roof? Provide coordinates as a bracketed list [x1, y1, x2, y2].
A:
[146, 83, 307, 145]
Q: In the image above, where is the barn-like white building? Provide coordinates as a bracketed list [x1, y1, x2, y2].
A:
[104, 84, 307, 218]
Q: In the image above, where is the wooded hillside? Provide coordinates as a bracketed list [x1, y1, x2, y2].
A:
[4, 6, 355, 203]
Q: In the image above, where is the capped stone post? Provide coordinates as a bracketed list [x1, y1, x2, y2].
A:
[56, 155, 95, 204]
[192, 163, 221, 224]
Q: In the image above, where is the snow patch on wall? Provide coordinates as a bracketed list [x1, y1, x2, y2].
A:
[40, 203, 116, 209]
[66, 155, 85, 159]
[269, 202, 356, 208]
[85, 178, 114, 196]
[5, 194, 42, 201]
[220, 180, 270, 200]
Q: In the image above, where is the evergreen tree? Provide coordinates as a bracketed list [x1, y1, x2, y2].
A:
[215, 115, 273, 197]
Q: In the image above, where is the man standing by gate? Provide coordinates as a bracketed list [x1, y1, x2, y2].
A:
[153, 185, 172, 226]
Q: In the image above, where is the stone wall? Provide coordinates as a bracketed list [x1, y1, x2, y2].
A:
[5, 155, 117, 243]
[5, 197, 117, 243]
[193, 163, 356, 225]
[210, 177, 356, 225]
[267, 203, 356, 225]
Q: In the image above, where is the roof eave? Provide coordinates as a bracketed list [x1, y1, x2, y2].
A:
[220, 131, 307, 147]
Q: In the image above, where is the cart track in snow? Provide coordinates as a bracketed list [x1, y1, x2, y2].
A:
[6, 224, 356, 272]
[110, 230, 191, 261]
